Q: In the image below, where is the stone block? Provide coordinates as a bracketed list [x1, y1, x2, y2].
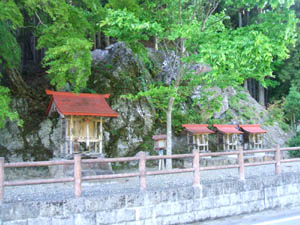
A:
[1, 202, 40, 221]
[2, 220, 27, 225]
[115, 208, 136, 223]
[177, 187, 194, 200]
[126, 193, 144, 207]
[96, 210, 116, 224]
[192, 199, 204, 212]
[27, 217, 52, 225]
[161, 214, 179, 225]
[109, 194, 126, 209]
[62, 198, 85, 216]
[155, 203, 174, 217]
[39, 201, 66, 217]
[144, 191, 161, 206]
[160, 189, 177, 202]
[194, 209, 210, 221]
[170, 202, 182, 215]
[52, 216, 74, 225]
[177, 212, 195, 224]
[74, 213, 96, 225]
[136, 207, 153, 220]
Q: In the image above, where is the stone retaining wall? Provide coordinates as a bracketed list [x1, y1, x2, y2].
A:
[2, 173, 300, 225]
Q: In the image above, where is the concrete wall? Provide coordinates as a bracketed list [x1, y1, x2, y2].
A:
[2, 173, 300, 225]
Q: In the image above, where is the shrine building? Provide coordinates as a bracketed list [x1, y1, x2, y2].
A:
[182, 124, 214, 152]
[46, 90, 118, 156]
[239, 124, 267, 150]
[213, 124, 243, 151]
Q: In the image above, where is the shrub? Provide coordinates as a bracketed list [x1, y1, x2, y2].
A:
[288, 134, 300, 158]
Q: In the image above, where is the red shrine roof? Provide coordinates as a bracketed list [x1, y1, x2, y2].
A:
[152, 135, 167, 141]
[46, 90, 118, 117]
[182, 124, 214, 134]
[239, 124, 267, 134]
[213, 124, 243, 134]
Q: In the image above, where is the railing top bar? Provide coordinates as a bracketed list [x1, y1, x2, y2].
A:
[147, 154, 192, 160]
[281, 158, 300, 163]
[82, 156, 139, 164]
[4, 160, 74, 168]
[280, 147, 300, 151]
[200, 151, 238, 157]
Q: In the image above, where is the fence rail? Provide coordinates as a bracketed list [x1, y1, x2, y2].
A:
[1, 145, 300, 201]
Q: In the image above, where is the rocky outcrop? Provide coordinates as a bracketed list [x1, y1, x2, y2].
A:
[0, 42, 294, 163]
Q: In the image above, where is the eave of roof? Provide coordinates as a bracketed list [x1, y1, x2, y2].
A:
[239, 124, 267, 134]
[182, 124, 214, 134]
[152, 135, 167, 140]
[46, 90, 118, 117]
[213, 124, 243, 134]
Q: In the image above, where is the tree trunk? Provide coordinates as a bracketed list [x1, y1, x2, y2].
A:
[166, 97, 174, 169]
[238, 12, 243, 27]
[154, 36, 158, 50]
[97, 32, 102, 49]
[244, 79, 248, 90]
[258, 83, 265, 106]
[105, 36, 110, 47]
[6, 67, 34, 97]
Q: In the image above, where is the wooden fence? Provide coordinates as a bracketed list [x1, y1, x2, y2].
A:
[1, 145, 300, 201]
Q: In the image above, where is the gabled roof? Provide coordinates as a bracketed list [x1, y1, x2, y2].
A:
[182, 124, 214, 134]
[46, 90, 118, 117]
[239, 124, 267, 134]
[213, 124, 243, 134]
[152, 135, 167, 141]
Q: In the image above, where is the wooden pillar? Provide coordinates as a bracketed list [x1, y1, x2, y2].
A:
[60, 118, 63, 154]
[238, 146, 245, 181]
[99, 118, 103, 154]
[193, 149, 200, 187]
[139, 152, 146, 190]
[275, 145, 281, 175]
[86, 119, 89, 149]
[64, 118, 68, 155]
[74, 154, 82, 197]
[69, 116, 73, 154]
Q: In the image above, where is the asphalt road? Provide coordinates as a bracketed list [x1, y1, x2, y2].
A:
[194, 206, 300, 225]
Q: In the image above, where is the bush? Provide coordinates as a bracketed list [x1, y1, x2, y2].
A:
[288, 134, 300, 158]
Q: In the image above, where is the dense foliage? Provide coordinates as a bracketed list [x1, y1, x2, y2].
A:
[0, 0, 299, 157]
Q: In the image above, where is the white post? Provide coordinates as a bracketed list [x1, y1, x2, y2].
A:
[99, 118, 103, 154]
[69, 116, 73, 154]
[86, 119, 89, 149]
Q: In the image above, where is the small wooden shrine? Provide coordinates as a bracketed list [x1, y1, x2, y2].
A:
[152, 135, 167, 151]
[239, 124, 267, 149]
[46, 90, 118, 155]
[213, 124, 243, 151]
[182, 124, 214, 152]
[152, 134, 167, 170]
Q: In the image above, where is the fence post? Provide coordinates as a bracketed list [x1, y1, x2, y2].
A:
[0, 157, 4, 202]
[74, 154, 82, 197]
[275, 145, 281, 175]
[193, 149, 200, 187]
[139, 151, 146, 190]
[238, 146, 245, 181]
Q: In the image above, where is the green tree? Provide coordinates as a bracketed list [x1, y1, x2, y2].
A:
[0, 0, 23, 128]
[284, 86, 300, 128]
